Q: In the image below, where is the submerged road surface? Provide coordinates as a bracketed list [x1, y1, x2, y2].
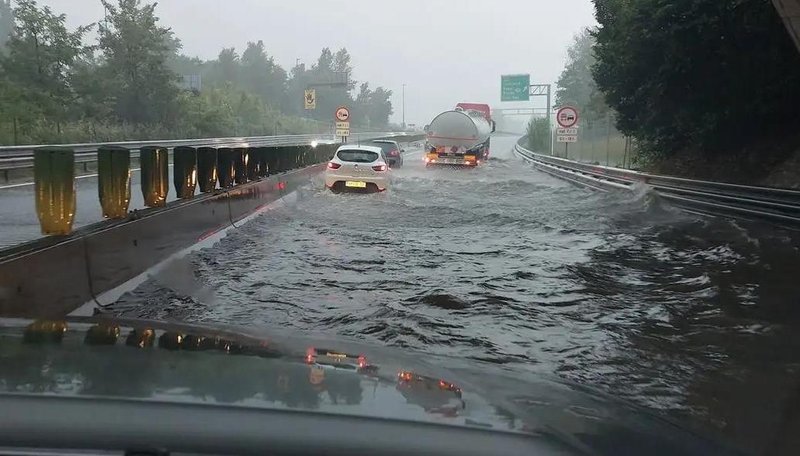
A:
[109, 135, 800, 455]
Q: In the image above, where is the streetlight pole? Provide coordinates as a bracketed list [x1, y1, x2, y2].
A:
[402, 84, 406, 129]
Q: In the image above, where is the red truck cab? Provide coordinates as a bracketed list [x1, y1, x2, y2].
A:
[455, 103, 495, 132]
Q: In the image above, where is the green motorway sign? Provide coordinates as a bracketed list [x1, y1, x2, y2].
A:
[501, 74, 530, 102]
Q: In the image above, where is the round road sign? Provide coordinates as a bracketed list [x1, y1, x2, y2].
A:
[556, 106, 579, 129]
[335, 106, 350, 122]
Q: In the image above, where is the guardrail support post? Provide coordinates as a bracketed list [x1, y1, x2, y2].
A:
[217, 148, 235, 188]
[173, 146, 197, 199]
[34, 147, 76, 235]
[255, 147, 269, 177]
[140, 146, 169, 208]
[247, 148, 260, 180]
[266, 147, 279, 176]
[197, 147, 218, 193]
[234, 148, 249, 185]
[273, 148, 285, 173]
[97, 146, 131, 219]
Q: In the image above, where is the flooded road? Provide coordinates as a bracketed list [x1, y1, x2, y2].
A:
[110, 134, 800, 455]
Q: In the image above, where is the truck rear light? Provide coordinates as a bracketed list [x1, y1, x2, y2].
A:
[327, 162, 341, 170]
[372, 164, 387, 172]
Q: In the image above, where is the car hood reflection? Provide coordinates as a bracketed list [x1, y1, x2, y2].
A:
[0, 316, 736, 455]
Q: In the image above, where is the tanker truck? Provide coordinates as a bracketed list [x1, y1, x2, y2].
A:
[424, 106, 494, 167]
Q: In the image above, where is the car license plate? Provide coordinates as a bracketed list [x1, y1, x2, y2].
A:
[440, 157, 462, 164]
[345, 181, 367, 188]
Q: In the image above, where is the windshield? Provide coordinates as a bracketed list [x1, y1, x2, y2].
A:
[336, 149, 379, 163]
[0, 1, 799, 455]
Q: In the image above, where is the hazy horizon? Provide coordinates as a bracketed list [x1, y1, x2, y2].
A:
[39, 0, 597, 125]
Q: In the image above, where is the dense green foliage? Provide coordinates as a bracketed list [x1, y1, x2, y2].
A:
[0, 0, 393, 145]
[555, 29, 612, 128]
[526, 117, 551, 152]
[0, 1, 11, 49]
[592, 0, 800, 159]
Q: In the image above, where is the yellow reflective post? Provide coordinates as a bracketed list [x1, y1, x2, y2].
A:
[139, 146, 169, 207]
[197, 147, 218, 193]
[217, 148, 235, 188]
[255, 147, 269, 177]
[246, 148, 260, 180]
[126, 328, 155, 348]
[97, 146, 131, 219]
[173, 146, 197, 199]
[234, 148, 249, 184]
[23, 320, 68, 343]
[84, 322, 121, 345]
[34, 147, 76, 235]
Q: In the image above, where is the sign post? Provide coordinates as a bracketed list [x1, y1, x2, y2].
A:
[335, 106, 351, 142]
[556, 106, 579, 158]
[500, 74, 530, 102]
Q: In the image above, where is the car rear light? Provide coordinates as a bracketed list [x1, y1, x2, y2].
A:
[372, 164, 387, 172]
[398, 371, 414, 382]
[389, 150, 399, 156]
[358, 355, 367, 369]
[327, 162, 341, 170]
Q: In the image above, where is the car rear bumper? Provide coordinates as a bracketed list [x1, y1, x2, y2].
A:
[324, 172, 389, 191]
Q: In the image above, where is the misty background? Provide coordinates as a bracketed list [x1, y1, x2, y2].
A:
[40, 0, 596, 126]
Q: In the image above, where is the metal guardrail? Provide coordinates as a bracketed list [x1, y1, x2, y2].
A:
[514, 138, 800, 228]
[0, 131, 412, 172]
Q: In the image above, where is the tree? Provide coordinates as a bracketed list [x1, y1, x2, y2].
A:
[314, 47, 333, 73]
[307, 47, 351, 122]
[367, 86, 393, 127]
[527, 117, 551, 152]
[202, 47, 239, 88]
[353, 82, 372, 126]
[0, 0, 13, 50]
[283, 61, 309, 116]
[0, 0, 91, 127]
[333, 47, 356, 91]
[240, 40, 286, 106]
[555, 29, 611, 128]
[592, 0, 800, 158]
[70, 52, 115, 121]
[98, 0, 178, 124]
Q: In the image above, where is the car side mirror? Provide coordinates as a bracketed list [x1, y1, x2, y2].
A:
[400, 149, 405, 153]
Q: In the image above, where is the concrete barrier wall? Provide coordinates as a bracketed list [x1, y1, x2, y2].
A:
[0, 135, 426, 318]
[0, 163, 324, 318]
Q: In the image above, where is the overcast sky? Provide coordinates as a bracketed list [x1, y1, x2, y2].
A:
[40, 0, 597, 125]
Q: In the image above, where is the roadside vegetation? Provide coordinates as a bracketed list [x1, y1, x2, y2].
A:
[554, 0, 800, 187]
[0, 0, 395, 146]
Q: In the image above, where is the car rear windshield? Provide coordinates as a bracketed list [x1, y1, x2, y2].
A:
[336, 150, 379, 163]
[371, 142, 398, 154]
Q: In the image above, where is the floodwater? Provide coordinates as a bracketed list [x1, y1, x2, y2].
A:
[110, 135, 800, 455]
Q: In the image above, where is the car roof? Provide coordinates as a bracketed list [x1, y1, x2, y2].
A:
[371, 139, 398, 144]
[336, 145, 384, 153]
